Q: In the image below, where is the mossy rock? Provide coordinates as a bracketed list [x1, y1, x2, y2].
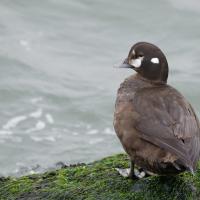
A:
[0, 154, 199, 200]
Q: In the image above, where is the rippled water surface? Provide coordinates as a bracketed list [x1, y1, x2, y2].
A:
[0, 0, 200, 176]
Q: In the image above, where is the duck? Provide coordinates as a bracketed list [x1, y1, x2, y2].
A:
[114, 42, 200, 179]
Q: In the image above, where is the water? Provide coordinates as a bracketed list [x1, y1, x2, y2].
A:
[0, 0, 200, 176]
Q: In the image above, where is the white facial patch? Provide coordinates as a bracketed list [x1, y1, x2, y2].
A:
[151, 57, 159, 64]
[130, 57, 144, 68]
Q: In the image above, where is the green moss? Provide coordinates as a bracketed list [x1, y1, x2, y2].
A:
[0, 154, 199, 200]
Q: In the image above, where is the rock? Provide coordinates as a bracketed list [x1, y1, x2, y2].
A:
[0, 154, 199, 200]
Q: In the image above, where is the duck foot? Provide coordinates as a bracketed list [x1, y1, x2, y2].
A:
[116, 160, 149, 179]
[115, 167, 146, 179]
[134, 168, 146, 179]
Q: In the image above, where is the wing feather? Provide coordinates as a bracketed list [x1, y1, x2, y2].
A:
[133, 86, 200, 170]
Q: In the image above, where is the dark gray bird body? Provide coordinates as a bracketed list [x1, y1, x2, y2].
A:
[114, 42, 200, 176]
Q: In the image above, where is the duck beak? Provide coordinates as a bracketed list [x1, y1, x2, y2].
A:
[118, 58, 133, 69]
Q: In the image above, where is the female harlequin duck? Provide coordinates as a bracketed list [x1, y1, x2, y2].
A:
[114, 42, 200, 179]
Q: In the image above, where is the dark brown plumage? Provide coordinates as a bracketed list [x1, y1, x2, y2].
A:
[114, 42, 200, 178]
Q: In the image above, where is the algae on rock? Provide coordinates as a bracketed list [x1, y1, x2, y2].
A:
[0, 154, 199, 200]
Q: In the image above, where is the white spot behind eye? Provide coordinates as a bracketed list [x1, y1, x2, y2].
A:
[151, 57, 159, 64]
[130, 57, 144, 68]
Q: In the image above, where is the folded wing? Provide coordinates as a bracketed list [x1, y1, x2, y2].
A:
[134, 86, 200, 170]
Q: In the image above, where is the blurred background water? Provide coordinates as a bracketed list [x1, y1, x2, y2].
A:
[0, 0, 200, 176]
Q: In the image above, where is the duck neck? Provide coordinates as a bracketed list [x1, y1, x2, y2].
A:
[135, 73, 167, 85]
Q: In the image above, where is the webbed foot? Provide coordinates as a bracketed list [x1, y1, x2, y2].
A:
[115, 167, 146, 179]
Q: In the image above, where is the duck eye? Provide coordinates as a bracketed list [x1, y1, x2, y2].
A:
[138, 54, 144, 58]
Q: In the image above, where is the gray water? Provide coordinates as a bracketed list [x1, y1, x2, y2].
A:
[0, 0, 200, 176]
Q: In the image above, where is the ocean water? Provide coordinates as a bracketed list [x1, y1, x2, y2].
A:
[0, 0, 200, 176]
